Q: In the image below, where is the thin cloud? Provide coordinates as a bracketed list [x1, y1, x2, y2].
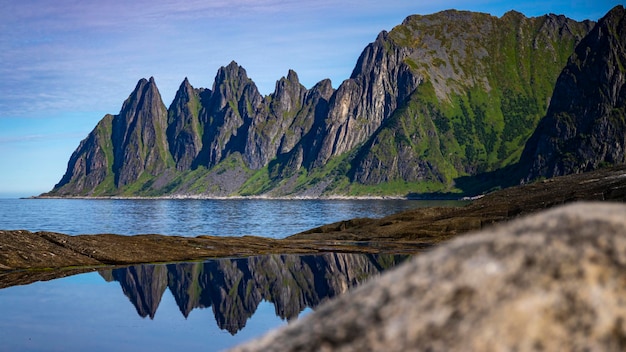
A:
[1, 0, 410, 118]
[0, 0, 618, 120]
[0, 132, 86, 145]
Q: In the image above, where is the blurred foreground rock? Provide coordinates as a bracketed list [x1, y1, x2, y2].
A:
[233, 202, 626, 351]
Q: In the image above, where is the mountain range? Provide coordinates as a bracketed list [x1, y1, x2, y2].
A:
[44, 6, 625, 197]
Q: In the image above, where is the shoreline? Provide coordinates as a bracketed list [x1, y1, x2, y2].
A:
[3, 165, 626, 288]
[30, 193, 453, 201]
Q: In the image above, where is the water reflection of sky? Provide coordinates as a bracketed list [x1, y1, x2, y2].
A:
[0, 253, 406, 351]
[0, 272, 289, 352]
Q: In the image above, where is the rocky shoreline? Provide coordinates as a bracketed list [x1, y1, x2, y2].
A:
[33, 194, 410, 200]
[2, 165, 626, 289]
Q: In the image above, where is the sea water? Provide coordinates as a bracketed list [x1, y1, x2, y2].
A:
[0, 198, 462, 351]
[0, 198, 463, 238]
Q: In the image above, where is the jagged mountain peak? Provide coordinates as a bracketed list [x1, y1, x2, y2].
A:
[173, 77, 197, 101]
[216, 61, 247, 79]
[180, 76, 192, 87]
[211, 61, 251, 95]
[130, 76, 159, 94]
[134, 76, 156, 85]
[286, 69, 299, 83]
[502, 9, 524, 18]
[603, 4, 625, 21]
[349, 30, 394, 80]
[112, 75, 171, 188]
[310, 78, 334, 98]
[121, 77, 163, 112]
[274, 69, 302, 90]
[211, 60, 258, 107]
[167, 77, 203, 171]
[271, 70, 305, 104]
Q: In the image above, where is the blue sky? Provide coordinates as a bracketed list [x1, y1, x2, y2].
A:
[0, 0, 621, 197]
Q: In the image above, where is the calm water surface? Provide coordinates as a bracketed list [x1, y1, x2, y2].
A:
[0, 253, 409, 351]
[0, 198, 464, 238]
[0, 198, 459, 350]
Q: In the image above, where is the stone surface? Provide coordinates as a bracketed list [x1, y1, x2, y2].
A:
[0, 229, 424, 289]
[232, 202, 626, 351]
[167, 77, 205, 171]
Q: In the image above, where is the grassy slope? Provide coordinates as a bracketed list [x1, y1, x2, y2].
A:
[325, 11, 591, 196]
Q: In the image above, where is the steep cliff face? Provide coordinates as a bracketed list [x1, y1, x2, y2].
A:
[194, 62, 265, 169]
[350, 82, 449, 186]
[277, 78, 335, 173]
[51, 77, 175, 195]
[166, 78, 205, 171]
[312, 31, 422, 167]
[519, 5, 626, 181]
[51, 114, 114, 195]
[111, 77, 173, 187]
[243, 70, 308, 170]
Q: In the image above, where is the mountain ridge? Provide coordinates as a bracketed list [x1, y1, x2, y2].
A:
[518, 5, 626, 181]
[45, 8, 610, 198]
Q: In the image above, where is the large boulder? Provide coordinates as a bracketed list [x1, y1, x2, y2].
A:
[232, 202, 626, 351]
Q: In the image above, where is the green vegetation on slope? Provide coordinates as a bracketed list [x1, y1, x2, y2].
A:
[345, 10, 592, 192]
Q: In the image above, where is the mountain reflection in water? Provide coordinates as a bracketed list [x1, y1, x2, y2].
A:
[99, 253, 409, 334]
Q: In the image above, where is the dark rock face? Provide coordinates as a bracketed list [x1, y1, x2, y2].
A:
[52, 77, 174, 195]
[194, 62, 264, 169]
[111, 264, 169, 319]
[46, 8, 600, 197]
[243, 69, 308, 170]
[277, 78, 334, 174]
[52, 114, 114, 195]
[312, 32, 421, 168]
[232, 202, 626, 351]
[112, 77, 172, 187]
[520, 5, 626, 181]
[167, 78, 205, 171]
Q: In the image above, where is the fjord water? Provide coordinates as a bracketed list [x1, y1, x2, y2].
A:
[0, 198, 457, 350]
[0, 253, 408, 351]
[0, 198, 463, 238]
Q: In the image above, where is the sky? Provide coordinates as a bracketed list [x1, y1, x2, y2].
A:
[0, 0, 621, 197]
